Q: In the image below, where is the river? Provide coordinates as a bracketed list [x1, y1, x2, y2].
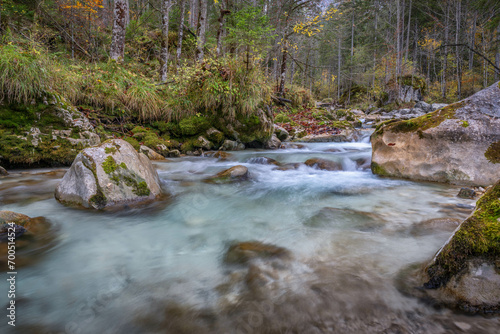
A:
[1, 134, 498, 333]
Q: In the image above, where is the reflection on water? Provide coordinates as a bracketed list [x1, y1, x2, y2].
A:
[1, 139, 498, 333]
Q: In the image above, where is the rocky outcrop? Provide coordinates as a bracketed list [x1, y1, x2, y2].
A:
[299, 128, 360, 142]
[220, 140, 245, 151]
[0, 166, 7, 176]
[0, 92, 100, 168]
[55, 139, 162, 209]
[421, 180, 500, 313]
[371, 82, 500, 186]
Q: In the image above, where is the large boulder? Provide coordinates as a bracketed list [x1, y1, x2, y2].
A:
[371, 82, 500, 186]
[421, 180, 500, 313]
[55, 139, 162, 209]
[0, 93, 100, 168]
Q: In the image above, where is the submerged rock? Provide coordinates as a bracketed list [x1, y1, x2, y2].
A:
[409, 217, 461, 236]
[421, 179, 500, 313]
[305, 158, 342, 171]
[371, 82, 500, 186]
[55, 139, 162, 209]
[305, 207, 385, 231]
[457, 187, 476, 199]
[208, 165, 249, 183]
[224, 241, 292, 264]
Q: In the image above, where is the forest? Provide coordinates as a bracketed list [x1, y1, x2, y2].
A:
[0, 1, 500, 333]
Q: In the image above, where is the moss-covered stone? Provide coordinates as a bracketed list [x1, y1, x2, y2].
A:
[425, 180, 500, 289]
[178, 115, 211, 136]
[385, 101, 465, 134]
[485, 141, 500, 164]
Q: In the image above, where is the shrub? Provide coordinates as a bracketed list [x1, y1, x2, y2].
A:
[284, 85, 314, 108]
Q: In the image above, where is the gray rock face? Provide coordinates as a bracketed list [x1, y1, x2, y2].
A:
[220, 140, 245, 151]
[140, 145, 164, 160]
[0, 166, 7, 176]
[399, 85, 423, 102]
[372, 82, 500, 186]
[265, 134, 281, 149]
[274, 125, 290, 141]
[55, 139, 162, 209]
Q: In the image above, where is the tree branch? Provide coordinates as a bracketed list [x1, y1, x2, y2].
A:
[436, 44, 500, 74]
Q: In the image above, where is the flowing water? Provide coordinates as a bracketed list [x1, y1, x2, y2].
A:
[1, 134, 498, 333]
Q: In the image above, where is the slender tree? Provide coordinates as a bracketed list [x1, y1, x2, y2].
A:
[160, 0, 173, 82]
[110, 0, 129, 61]
[196, 0, 207, 62]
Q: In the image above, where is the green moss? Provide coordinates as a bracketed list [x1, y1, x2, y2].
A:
[371, 161, 388, 176]
[275, 113, 291, 123]
[123, 175, 151, 196]
[89, 189, 107, 209]
[388, 101, 465, 134]
[102, 156, 118, 174]
[425, 180, 500, 288]
[460, 120, 469, 128]
[485, 141, 500, 164]
[124, 137, 140, 151]
[105, 146, 117, 154]
[134, 181, 151, 196]
[178, 115, 211, 136]
[180, 138, 196, 152]
[119, 162, 127, 169]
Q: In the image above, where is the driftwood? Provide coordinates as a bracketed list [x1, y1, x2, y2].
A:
[271, 96, 292, 111]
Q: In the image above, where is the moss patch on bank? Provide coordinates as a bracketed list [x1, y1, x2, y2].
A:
[485, 141, 500, 164]
[425, 180, 500, 288]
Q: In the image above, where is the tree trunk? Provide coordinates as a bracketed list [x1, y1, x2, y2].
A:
[189, 0, 199, 29]
[278, 35, 288, 96]
[216, 2, 229, 57]
[338, 33, 341, 100]
[160, 0, 172, 82]
[469, 11, 477, 70]
[442, 2, 449, 99]
[396, 0, 402, 77]
[196, 0, 207, 62]
[405, 0, 412, 64]
[495, 25, 500, 82]
[110, 0, 129, 61]
[455, 0, 462, 99]
[177, 0, 186, 64]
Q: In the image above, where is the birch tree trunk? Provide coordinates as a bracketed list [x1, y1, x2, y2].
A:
[177, 0, 186, 64]
[189, 0, 199, 29]
[455, 0, 462, 99]
[442, 2, 449, 99]
[110, 0, 129, 61]
[196, 0, 208, 62]
[160, 0, 172, 82]
[396, 0, 402, 77]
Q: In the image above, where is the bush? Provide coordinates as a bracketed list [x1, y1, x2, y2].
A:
[0, 42, 51, 104]
[284, 85, 314, 108]
[167, 56, 271, 121]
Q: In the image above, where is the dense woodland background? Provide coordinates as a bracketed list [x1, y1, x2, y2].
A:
[1, 0, 500, 122]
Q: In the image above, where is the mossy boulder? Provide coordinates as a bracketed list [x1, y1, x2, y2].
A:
[421, 180, 500, 313]
[55, 139, 163, 209]
[223, 241, 291, 264]
[0, 92, 100, 168]
[371, 82, 500, 186]
[213, 108, 274, 147]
